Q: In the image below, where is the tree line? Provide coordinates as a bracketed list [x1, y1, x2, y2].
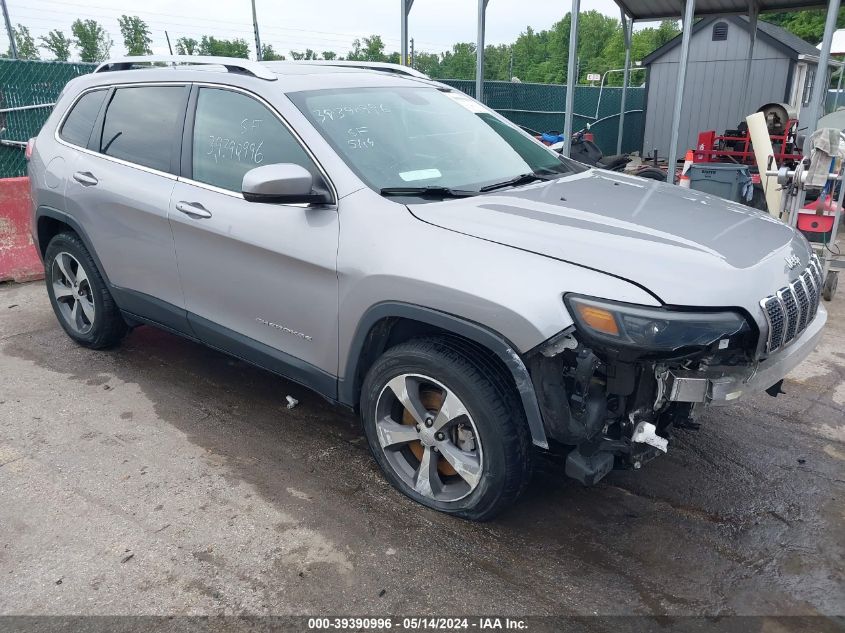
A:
[6, 8, 844, 85]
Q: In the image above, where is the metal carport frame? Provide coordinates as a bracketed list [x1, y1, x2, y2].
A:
[398, 1, 841, 179]
[608, 0, 840, 180]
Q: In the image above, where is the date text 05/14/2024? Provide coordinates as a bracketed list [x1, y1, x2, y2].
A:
[307, 617, 529, 630]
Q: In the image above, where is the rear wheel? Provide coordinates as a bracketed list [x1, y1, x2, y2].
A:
[360, 337, 533, 521]
[45, 232, 128, 349]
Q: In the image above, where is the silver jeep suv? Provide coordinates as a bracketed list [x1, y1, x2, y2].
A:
[28, 56, 826, 520]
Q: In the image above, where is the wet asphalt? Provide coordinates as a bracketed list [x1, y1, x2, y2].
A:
[0, 280, 843, 617]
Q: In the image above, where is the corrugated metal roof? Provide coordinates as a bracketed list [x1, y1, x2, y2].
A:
[615, 0, 828, 20]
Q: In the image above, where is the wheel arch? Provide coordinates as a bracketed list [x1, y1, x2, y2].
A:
[35, 206, 112, 287]
[340, 302, 549, 449]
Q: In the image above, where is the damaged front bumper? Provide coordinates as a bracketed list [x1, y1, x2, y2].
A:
[528, 302, 827, 487]
[657, 303, 827, 405]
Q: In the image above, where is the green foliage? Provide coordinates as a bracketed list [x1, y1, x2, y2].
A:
[8, 24, 39, 60]
[347, 35, 387, 62]
[198, 35, 250, 58]
[118, 15, 152, 56]
[413, 51, 441, 76]
[322, 51, 337, 60]
[290, 48, 319, 60]
[39, 29, 72, 61]
[408, 12, 678, 85]
[174, 37, 198, 56]
[438, 42, 477, 79]
[261, 44, 285, 60]
[762, 9, 845, 44]
[71, 19, 112, 62]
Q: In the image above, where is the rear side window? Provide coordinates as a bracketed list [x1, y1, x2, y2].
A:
[99, 86, 186, 173]
[191, 87, 316, 192]
[59, 90, 107, 147]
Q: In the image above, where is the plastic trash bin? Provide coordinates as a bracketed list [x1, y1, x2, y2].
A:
[687, 164, 752, 203]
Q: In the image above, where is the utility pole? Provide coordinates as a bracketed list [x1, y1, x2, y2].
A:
[508, 47, 514, 79]
[251, 0, 262, 61]
[165, 30, 173, 55]
[1, 0, 17, 59]
[401, 0, 414, 66]
[409, 38, 415, 68]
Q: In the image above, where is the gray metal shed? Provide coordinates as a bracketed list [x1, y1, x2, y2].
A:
[642, 15, 834, 160]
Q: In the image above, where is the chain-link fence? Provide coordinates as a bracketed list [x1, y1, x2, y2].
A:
[0, 59, 97, 177]
[0, 58, 646, 178]
[440, 79, 646, 156]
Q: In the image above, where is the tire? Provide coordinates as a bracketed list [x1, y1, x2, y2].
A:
[44, 232, 128, 349]
[635, 166, 667, 182]
[360, 337, 533, 521]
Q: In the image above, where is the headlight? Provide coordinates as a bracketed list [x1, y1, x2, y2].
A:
[564, 295, 750, 354]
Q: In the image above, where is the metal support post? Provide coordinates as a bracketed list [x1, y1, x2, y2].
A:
[666, 0, 696, 183]
[563, 0, 580, 158]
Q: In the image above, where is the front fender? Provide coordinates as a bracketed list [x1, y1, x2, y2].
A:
[339, 301, 550, 449]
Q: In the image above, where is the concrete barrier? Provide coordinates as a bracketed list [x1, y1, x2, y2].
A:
[0, 177, 43, 283]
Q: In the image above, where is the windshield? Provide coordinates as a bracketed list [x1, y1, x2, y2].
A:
[289, 86, 585, 197]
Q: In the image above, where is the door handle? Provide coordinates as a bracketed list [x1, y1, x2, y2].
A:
[175, 201, 212, 219]
[72, 171, 98, 186]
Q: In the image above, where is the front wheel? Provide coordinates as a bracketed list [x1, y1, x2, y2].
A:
[360, 337, 533, 521]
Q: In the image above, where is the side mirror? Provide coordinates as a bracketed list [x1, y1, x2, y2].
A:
[242, 163, 332, 204]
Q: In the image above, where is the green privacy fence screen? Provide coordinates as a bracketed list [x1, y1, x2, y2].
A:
[0, 59, 96, 178]
[0, 58, 646, 178]
[439, 79, 646, 157]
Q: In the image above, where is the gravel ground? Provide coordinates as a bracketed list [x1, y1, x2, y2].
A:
[0, 280, 843, 617]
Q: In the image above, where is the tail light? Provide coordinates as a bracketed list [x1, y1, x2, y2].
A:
[25, 138, 35, 161]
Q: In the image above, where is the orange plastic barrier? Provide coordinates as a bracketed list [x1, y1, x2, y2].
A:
[0, 177, 43, 283]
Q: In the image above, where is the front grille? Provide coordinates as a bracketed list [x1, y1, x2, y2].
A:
[760, 255, 822, 354]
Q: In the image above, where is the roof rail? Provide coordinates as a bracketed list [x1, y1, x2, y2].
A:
[94, 55, 277, 81]
[282, 60, 430, 79]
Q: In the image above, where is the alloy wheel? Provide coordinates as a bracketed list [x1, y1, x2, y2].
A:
[374, 373, 483, 502]
[51, 251, 96, 335]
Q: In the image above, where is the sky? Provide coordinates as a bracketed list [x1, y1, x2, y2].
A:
[6, 0, 631, 60]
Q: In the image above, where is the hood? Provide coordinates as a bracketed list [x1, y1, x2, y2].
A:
[408, 169, 812, 314]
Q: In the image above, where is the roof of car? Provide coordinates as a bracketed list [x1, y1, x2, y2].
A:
[82, 56, 443, 94]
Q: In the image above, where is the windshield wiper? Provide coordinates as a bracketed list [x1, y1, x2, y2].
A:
[379, 186, 478, 198]
[478, 172, 553, 192]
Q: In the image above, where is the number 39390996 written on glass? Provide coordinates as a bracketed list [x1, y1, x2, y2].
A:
[207, 136, 265, 165]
